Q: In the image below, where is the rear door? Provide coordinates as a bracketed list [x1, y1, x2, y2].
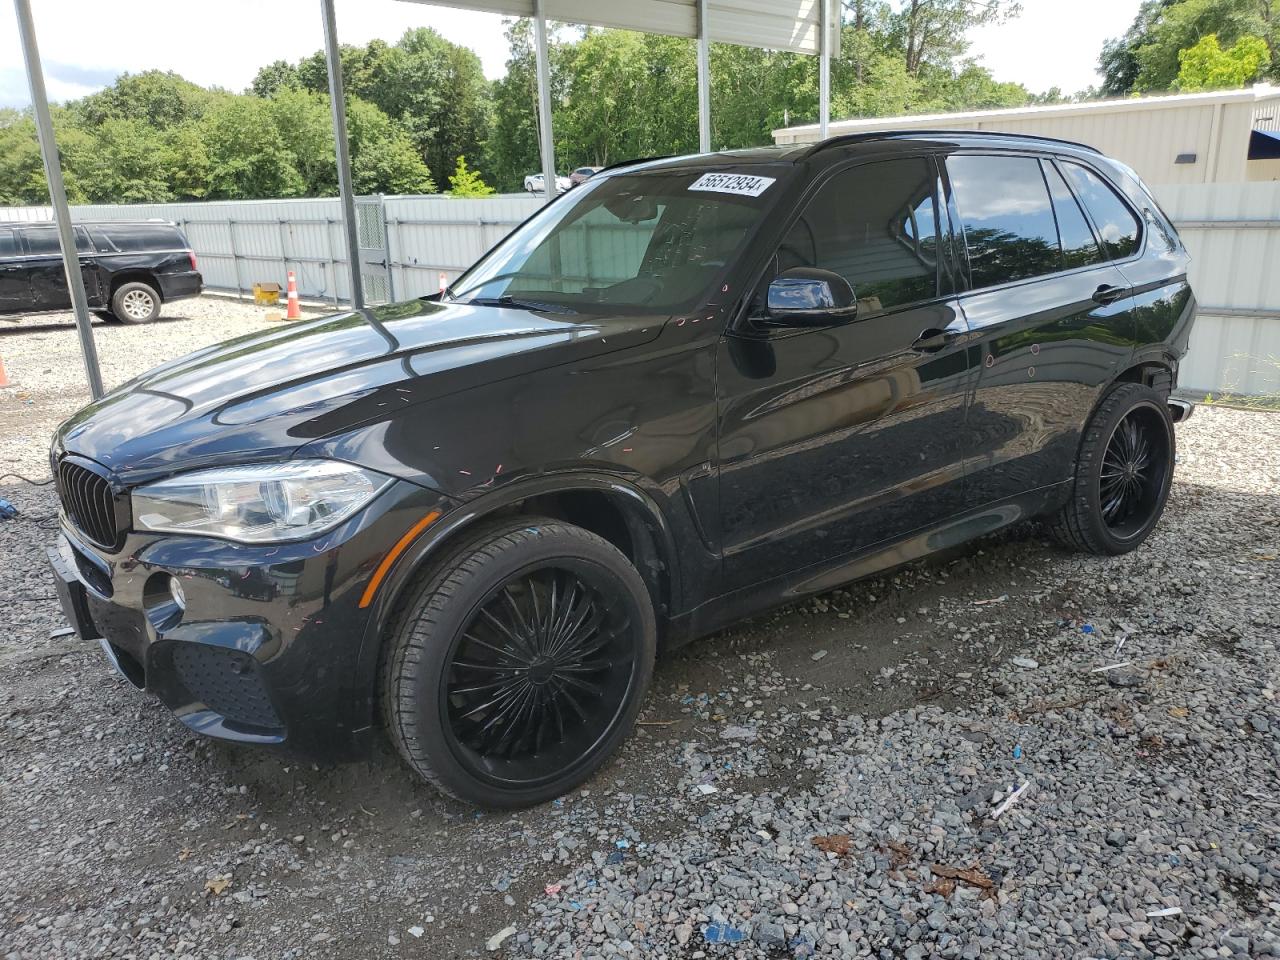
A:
[17, 224, 97, 311]
[945, 152, 1138, 508]
[716, 154, 973, 592]
[0, 226, 30, 313]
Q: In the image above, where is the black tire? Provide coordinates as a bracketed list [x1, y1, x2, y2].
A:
[1048, 382, 1175, 555]
[110, 281, 161, 324]
[380, 517, 657, 808]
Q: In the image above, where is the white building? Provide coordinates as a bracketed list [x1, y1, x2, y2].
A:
[773, 85, 1280, 187]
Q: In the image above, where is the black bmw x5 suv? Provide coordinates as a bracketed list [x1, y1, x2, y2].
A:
[48, 132, 1196, 807]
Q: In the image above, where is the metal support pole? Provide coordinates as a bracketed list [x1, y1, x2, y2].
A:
[227, 221, 244, 299]
[533, 0, 557, 203]
[819, 0, 831, 140]
[14, 0, 103, 399]
[696, 0, 711, 152]
[320, 0, 365, 308]
[325, 218, 340, 308]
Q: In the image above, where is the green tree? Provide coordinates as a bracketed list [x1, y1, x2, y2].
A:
[276, 29, 491, 188]
[74, 70, 218, 127]
[1175, 32, 1271, 87]
[347, 97, 437, 194]
[486, 19, 547, 191]
[447, 155, 495, 196]
[889, 0, 1023, 75]
[251, 60, 301, 98]
[199, 96, 306, 199]
[68, 117, 174, 203]
[1100, 0, 1278, 94]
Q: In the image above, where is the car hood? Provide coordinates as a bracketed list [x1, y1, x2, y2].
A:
[55, 298, 665, 484]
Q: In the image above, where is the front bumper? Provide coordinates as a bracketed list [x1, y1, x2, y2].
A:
[47, 478, 451, 756]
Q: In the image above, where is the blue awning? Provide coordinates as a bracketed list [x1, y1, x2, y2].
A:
[1250, 129, 1280, 160]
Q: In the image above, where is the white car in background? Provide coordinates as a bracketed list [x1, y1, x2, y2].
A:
[524, 172, 571, 194]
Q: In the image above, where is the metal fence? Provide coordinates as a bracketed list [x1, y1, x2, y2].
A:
[1153, 181, 1280, 398]
[4, 182, 1279, 397]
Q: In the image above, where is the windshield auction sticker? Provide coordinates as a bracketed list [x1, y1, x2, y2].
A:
[688, 173, 776, 197]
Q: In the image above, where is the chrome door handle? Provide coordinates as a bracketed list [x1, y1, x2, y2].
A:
[911, 328, 952, 353]
[1092, 284, 1128, 305]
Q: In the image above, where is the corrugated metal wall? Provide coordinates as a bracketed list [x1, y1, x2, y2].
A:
[385, 195, 539, 298]
[772, 95, 1279, 186]
[4, 183, 1278, 397]
[1153, 181, 1280, 398]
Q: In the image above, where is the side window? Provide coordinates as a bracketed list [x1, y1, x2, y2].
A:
[0, 228, 16, 257]
[946, 154, 1060, 288]
[774, 157, 939, 314]
[1061, 161, 1141, 259]
[20, 225, 89, 254]
[88, 226, 120, 253]
[1043, 161, 1103, 269]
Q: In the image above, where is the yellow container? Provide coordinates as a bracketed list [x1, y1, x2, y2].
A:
[253, 282, 281, 306]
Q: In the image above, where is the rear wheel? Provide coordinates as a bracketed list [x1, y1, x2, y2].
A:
[1048, 382, 1175, 555]
[110, 281, 160, 324]
[380, 517, 656, 808]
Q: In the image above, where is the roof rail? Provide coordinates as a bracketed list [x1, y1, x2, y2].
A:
[801, 129, 1103, 158]
[597, 155, 674, 174]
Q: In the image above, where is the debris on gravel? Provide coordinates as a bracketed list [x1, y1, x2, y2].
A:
[2, 300, 1278, 958]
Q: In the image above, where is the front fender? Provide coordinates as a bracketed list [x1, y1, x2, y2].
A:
[347, 470, 683, 734]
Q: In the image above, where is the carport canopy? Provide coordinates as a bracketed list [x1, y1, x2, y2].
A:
[14, 0, 838, 398]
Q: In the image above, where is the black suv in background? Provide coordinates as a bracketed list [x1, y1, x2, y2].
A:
[48, 133, 1195, 808]
[0, 220, 201, 323]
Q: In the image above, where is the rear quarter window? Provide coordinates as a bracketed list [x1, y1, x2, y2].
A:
[99, 224, 185, 252]
[1061, 162, 1142, 260]
[0, 227, 16, 257]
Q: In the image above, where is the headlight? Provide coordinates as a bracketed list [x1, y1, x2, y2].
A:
[132, 460, 392, 543]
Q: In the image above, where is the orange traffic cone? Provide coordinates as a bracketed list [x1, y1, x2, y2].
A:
[0, 357, 9, 388]
[286, 270, 301, 320]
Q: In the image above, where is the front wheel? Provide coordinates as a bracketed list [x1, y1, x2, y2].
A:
[1048, 381, 1175, 555]
[380, 517, 656, 808]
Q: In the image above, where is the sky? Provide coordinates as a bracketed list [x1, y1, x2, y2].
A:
[0, 0, 1142, 111]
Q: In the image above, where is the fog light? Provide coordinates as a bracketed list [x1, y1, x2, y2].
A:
[143, 573, 186, 631]
[168, 575, 186, 611]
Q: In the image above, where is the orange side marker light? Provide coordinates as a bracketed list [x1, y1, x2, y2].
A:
[358, 510, 441, 609]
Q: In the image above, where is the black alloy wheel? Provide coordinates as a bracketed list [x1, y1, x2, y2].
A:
[1098, 405, 1170, 540]
[444, 562, 638, 788]
[381, 517, 656, 808]
[1048, 381, 1175, 555]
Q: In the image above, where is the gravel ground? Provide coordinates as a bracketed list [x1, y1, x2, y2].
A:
[1, 298, 1278, 959]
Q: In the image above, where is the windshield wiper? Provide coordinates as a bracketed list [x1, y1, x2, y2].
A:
[461, 294, 577, 315]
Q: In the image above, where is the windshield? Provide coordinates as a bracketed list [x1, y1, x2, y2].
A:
[449, 168, 785, 314]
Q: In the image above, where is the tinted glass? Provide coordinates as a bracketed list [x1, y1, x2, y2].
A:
[453, 170, 779, 314]
[21, 225, 89, 254]
[101, 223, 185, 251]
[775, 157, 939, 313]
[947, 155, 1060, 288]
[0, 228, 16, 257]
[1061, 162, 1141, 259]
[1043, 161, 1103, 269]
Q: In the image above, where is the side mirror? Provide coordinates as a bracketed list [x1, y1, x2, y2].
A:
[764, 267, 857, 326]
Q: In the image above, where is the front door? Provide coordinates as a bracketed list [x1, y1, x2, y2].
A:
[716, 155, 973, 593]
[0, 225, 30, 313]
[942, 152, 1140, 508]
